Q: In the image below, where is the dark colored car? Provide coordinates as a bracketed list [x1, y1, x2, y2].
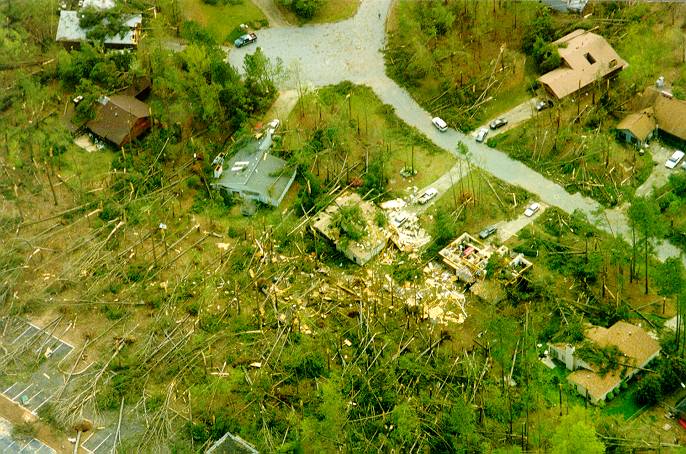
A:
[479, 225, 497, 239]
[234, 32, 257, 48]
[489, 118, 508, 129]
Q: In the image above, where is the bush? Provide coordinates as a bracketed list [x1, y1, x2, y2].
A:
[635, 375, 662, 406]
[279, 0, 324, 19]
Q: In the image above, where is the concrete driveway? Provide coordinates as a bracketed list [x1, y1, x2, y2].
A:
[472, 97, 540, 139]
[635, 143, 683, 197]
[495, 203, 547, 242]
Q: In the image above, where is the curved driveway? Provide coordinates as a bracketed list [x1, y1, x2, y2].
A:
[232, 0, 682, 261]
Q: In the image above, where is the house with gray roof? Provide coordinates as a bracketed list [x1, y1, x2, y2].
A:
[56, 10, 142, 49]
[211, 130, 296, 208]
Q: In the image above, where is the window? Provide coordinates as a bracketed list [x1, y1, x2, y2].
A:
[584, 52, 596, 65]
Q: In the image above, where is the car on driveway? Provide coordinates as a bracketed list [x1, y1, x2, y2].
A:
[417, 188, 438, 204]
[432, 117, 448, 132]
[524, 202, 540, 217]
[475, 128, 489, 143]
[234, 32, 257, 48]
[489, 118, 508, 129]
[666, 150, 685, 169]
[535, 100, 553, 111]
[479, 225, 498, 239]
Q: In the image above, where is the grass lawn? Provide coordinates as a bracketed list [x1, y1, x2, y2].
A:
[281, 83, 456, 197]
[178, 0, 267, 44]
[420, 167, 532, 237]
[603, 386, 643, 419]
[277, 0, 360, 25]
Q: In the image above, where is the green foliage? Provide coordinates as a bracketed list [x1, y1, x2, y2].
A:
[576, 343, 622, 376]
[427, 205, 458, 256]
[58, 44, 134, 89]
[333, 204, 367, 242]
[635, 374, 662, 406]
[285, 351, 326, 381]
[532, 38, 562, 73]
[11, 421, 37, 441]
[279, 0, 325, 19]
[361, 149, 388, 197]
[102, 304, 128, 320]
[243, 47, 280, 113]
[79, 7, 130, 42]
[391, 254, 421, 283]
[551, 407, 605, 454]
[522, 7, 556, 55]
[180, 20, 216, 46]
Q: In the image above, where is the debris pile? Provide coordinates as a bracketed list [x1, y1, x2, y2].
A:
[383, 262, 467, 326]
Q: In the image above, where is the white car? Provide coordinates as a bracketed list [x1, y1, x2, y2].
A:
[267, 119, 281, 132]
[432, 117, 448, 132]
[524, 202, 540, 217]
[475, 128, 489, 143]
[665, 150, 685, 169]
[417, 188, 438, 205]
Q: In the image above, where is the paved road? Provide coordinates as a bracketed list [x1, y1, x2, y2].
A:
[232, 0, 683, 262]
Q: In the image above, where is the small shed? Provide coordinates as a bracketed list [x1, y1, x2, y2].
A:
[86, 95, 151, 147]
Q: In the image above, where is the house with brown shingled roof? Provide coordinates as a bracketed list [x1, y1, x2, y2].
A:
[549, 321, 660, 403]
[538, 29, 628, 100]
[616, 87, 686, 147]
[86, 95, 151, 148]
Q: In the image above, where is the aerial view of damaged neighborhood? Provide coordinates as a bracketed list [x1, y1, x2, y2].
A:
[6, 0, 686, 452]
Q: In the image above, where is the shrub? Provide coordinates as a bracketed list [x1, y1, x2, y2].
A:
[635, 375, 662, 406]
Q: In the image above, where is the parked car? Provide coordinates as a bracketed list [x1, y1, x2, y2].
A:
[665, 150, 685, 169]
[479, 225, 498, 239]
[475, 128, 489, 143]
[524, 202, 540, 217]
[432, 117, 448, 132]
[417, 188, 438, 205]
[535, 100, 553, 111]
[489, 118, 508, 129]
[234, 32, 257, 48]
[267, 119, 281, 132]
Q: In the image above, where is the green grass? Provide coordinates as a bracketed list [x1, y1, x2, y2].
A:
[178, 0, 267, 44]
[277, 0, 360, 25]
[283, 83, 456, 196]
[603, 387, 642, 419]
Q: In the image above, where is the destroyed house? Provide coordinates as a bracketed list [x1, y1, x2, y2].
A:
[538, 29, 628, 100]
[56, 10, 142, 49]
[311, 192, 390, 266]
[211, 131, 296, 208]
[617, 88, 686, 147]
[439, 233, 502, 283]
[86, 95, 151, 147]
[549, 321, 660, 403]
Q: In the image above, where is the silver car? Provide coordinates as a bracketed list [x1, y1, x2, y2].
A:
[475, 128, 489, 143]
